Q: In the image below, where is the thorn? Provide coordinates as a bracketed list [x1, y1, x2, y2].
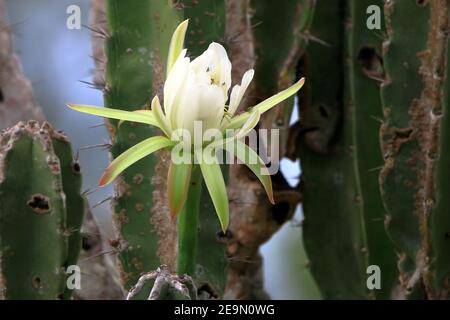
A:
[81, 188, 99, 197]
[368, 165, 383, 172]
[78, 79, 103, 90]
[88, 122, 106, 128]
[307, 34, 331, 47]
[93, 196, 113, 208]
[79, 143, 111, 151]
[79, 249, 118, 263]
[370, 115, 384, 124]
[82, 24, 109, 38]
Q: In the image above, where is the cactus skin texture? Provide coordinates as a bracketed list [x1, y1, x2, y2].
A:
[299, 0, 397, 299]
[346, 0, 397, 299]
[104, 0, 181, 291]
[0, 121, 84, 299]
[300, 0, 367, 299]
[380, 0, 450, 299]
[184, 0, 228, 298]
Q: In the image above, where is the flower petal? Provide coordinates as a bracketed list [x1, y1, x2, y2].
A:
[211, 108, 260, 149]
[224, 140, 274, 204]
[151, 95, 172, 137]
[225, 77, 305, 130]
[164, 50, 190, 124]
[227, 69, 254, 117]
[167, 162, 192, 218]
[67, 104, 158, 126]
[98, 136, 174, 186]
[167, 19, 189, 76]
[208, 42, 232, 96]
[195, 148, 229, 232]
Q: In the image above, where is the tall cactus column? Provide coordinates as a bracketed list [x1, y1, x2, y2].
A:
[299, 0, 398, 299]
[380, 0, 450, 299]
[103, 0, 181, 290]
[299, 0, 368, 299]
[345, 0, 397, 299]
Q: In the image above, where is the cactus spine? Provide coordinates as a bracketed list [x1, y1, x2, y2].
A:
[0, 121, 84, 299]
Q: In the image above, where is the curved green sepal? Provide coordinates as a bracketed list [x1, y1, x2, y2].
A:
[195, 149, 229, 232]
[225, 77, 305, 130]
[99, 136, 174, 186]
[168, 162, 192, 218]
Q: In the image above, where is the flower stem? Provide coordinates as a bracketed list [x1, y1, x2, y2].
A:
[177, 165, 203, 276]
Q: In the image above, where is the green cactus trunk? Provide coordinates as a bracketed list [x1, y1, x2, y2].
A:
[103, 0, 181, 290]
[299, 0, 397, 299]
[380, 0, 450, 299]
[0, 121, 85, 299]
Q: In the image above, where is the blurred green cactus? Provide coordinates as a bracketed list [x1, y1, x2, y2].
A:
[0, 121, 85, 299]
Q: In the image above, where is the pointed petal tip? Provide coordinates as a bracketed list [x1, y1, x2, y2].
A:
[98, 175, 108, 187]
[220, 225, 228, 234]
[98, 167, 113, 187]
[299, 77, 306, 87]
[268, 193, 275, 205]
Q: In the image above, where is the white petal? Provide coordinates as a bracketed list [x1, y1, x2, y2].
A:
[208, 42, 232, 98]
[164, 49, 189, 120]
[197, 84, 226, 131]
[191, 49, 212, 73]
[227, 69, 254, 116]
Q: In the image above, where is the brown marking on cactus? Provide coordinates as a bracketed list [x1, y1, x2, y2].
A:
[115, 208, 129, 225]
[132, 173, 144, 185]
[416, 0, 429, 7]
[31, 276, 42, 289]
[357, 46, 384, 81]
[197, 282, 219, 299]
[130, 257, 144, 271]
[415, 0, 450, 299]
[27, 194, 51, 214]
[135, 203, 144, 212]
[71, 161, 81, 174]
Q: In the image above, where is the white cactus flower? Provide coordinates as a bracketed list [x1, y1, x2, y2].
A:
[68, 20, 305, 231]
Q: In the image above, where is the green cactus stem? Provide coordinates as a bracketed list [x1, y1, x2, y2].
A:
[380, 0, 450, 299]
[346, 0, 397, 299]
[0, 121, 84, 299]
[299, 0, 370, 299]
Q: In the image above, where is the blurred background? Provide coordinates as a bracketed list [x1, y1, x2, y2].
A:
[5, 0, 321, 299]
